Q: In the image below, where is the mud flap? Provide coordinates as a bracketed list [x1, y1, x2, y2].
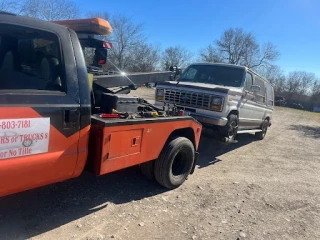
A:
[190, 152, 199, 175]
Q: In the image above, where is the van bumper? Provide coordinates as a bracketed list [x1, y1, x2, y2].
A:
[190, 113, 228, 127]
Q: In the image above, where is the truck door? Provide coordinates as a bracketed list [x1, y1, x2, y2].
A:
[0, 22, 81, 197]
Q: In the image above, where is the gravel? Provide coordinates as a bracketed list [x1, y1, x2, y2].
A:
[0, 88, 319, 240]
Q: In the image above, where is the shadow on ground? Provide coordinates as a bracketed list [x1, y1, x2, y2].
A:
[0, 131, 257, 240]
[196, 129, 258, 169]
[289, 125, 320, 139]
[0, 167, 167, 240]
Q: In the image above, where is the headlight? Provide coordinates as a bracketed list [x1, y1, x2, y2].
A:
[156, 89, 165, 101]
[211, 96, 223, 111]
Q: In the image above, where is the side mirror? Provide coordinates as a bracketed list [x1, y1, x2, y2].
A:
[169, 65, 182, 75]
[251, 85, 260, 93]
[169, 65, 181, 81]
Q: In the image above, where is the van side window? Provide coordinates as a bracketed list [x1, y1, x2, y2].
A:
[254, 76, 266, 104]
[0, 24, 65, 92]
[266, 83, 274, 106]
[244, 72, 253, 91]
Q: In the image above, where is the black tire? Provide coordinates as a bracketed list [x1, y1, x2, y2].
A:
[220, 114, 239, 139]
[140, 161, 155, 179]
[154, 136, 195, 189]
[255, 119, 269, 140]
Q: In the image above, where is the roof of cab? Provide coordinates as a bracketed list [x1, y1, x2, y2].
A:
[0, 11, 72, 34]
[0, 11, 16, 16]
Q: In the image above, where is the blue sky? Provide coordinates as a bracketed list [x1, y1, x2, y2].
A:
[77, 0, 320, 76]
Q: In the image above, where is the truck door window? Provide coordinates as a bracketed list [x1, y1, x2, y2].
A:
[0, 24, 65, 92]
[244, 72, 253, 91]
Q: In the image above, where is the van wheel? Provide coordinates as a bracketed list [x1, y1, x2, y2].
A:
[220, 114, 238, 140]
[154, 136, 195, 189]
[255, 119, 269, 140]
[140, 161, 155, 179]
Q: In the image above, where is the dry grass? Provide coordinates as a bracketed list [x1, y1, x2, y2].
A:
[275, 106, 320, 121]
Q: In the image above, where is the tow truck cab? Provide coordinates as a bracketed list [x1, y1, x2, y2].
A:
[0, 12, 202, 197]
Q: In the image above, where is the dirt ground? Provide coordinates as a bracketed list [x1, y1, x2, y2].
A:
[1, 88, 320, 240]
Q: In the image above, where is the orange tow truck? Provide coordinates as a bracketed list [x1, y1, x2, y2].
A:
[0, 12, 202, 197]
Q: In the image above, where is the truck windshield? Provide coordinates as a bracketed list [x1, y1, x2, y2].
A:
[179, 65, 245, 87]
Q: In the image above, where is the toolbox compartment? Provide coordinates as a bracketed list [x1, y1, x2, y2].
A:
[100, 93, 139, 113]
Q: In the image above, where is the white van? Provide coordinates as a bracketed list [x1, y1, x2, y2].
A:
[155, 63, 274, 142]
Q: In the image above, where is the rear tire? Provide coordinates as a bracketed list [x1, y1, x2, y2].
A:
[255, 119, 269, 140]
[140, 161, 155, 179]
[154, 136, 195, 189]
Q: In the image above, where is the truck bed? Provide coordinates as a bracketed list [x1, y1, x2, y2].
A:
[91, 115, 196, 126]
[86, 115, 201, 176]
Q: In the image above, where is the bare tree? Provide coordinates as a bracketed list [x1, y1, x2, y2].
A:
[274, 74, 287, 96]
[311, 80, 320, 96]
[310, 79, 320, 107]
[256, 64, 286, 94]
[127, 43, 160, 72]
[300, 73, 314, 97]
[21, 0, 79, 20]
[285, 71, 315, 101]
[107, 14, 145, 71]
[199, 44, 222, 63]
[200, 28, 279, 70]
[257, 65, 282, 84]
[250, 42, 279, 69]
[84, 12, 158, 73]
[161, 45, 193, 70]
[0, 0, 20, 12]
[86, 11, 109, 20]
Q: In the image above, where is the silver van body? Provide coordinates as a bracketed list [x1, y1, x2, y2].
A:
[155, 63, 274, 138]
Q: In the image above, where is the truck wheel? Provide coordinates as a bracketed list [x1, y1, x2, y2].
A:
[154, 136, 195, 189]
[140, 161, 155, 179]
[255, 119, 269, 140]
[220, 114, 238, 140]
